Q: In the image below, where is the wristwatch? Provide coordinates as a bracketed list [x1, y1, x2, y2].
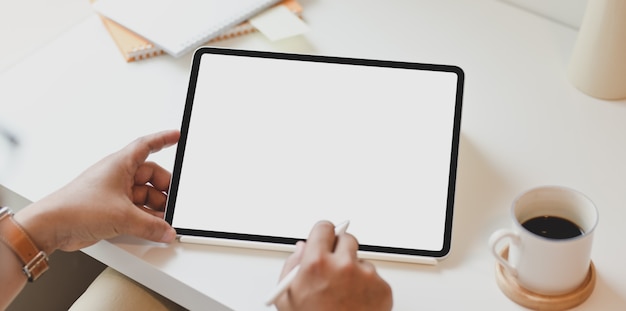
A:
[0, 207, 49, 281]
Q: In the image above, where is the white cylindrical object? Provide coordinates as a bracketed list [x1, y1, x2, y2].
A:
[568, 0, 626, 100]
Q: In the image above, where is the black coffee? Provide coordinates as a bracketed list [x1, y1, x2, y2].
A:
[521, 216, 583, 239]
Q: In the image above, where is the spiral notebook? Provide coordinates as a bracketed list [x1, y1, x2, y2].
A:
[98, 0, 303, 62]
[93, 0, 281, 58]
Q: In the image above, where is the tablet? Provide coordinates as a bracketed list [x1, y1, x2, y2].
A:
[165, 47, 464, 263]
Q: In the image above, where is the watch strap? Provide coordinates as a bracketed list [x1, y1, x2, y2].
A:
[0, 207, 49, 281]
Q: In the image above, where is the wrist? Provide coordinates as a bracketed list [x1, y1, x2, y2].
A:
[13, 201, 60, 256]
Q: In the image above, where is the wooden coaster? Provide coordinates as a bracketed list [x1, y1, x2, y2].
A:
[495, 247, 596, 311]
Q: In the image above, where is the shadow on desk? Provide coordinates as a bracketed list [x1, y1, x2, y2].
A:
[354, 135, 515, 274]
[442, 134, 514, 269]
[586, 269, 626, 309]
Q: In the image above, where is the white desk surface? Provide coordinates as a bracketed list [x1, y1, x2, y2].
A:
[2, 0, 626, 310]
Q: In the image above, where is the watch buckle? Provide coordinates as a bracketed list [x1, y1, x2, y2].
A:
[22, 250, 49, 282]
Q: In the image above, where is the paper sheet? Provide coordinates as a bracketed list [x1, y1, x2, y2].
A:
[249, 5, 309, 41]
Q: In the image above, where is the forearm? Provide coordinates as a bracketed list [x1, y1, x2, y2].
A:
[0, 241, 28, 310]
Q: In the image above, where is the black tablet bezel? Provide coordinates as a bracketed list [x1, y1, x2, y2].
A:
[165, 47, 464, 258]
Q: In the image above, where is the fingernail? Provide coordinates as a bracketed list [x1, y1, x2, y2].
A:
[160, 229, 177, 243]
[294, 241, 305, 254]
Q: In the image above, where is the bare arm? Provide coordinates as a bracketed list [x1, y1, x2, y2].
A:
[0, 239, 27, 309]
[0, 130, 180, 309]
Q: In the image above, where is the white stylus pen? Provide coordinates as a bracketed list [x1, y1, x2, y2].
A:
[264, 220, 350, 306]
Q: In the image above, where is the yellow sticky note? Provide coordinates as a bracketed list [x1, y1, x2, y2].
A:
[249, 5, 309, 41]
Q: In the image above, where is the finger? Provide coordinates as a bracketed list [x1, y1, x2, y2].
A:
[132, 184, 168, 211]
[306, 220, 336, 253]
[122, 207, 177, 243]
[124, 130, 180, 171]
[134, 162, 172, 192]
[279, 241, 306, 280]
[135, 206, 165, 219]
[334, 232, 359, 260]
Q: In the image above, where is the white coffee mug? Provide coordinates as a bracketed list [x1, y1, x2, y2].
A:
[489, 186, 598, 295]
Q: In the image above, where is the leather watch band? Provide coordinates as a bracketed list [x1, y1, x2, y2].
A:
[0, 207, 49, 282]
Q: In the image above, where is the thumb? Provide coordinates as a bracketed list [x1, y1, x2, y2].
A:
[125, 208, 177, 243]
[280, 241, 306, 280]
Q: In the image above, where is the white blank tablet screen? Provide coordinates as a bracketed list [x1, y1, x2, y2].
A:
[168, 49, 462, 256]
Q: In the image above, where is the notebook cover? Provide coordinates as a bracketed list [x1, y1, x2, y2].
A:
[98, 0, 303, 62]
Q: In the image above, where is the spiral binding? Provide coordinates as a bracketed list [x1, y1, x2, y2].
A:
[174, 0, 277, 57]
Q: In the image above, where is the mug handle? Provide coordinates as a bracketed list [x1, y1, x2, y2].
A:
[488, 229, 520, 277]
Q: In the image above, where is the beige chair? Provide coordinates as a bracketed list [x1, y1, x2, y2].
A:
[69, 267, 187, 311]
